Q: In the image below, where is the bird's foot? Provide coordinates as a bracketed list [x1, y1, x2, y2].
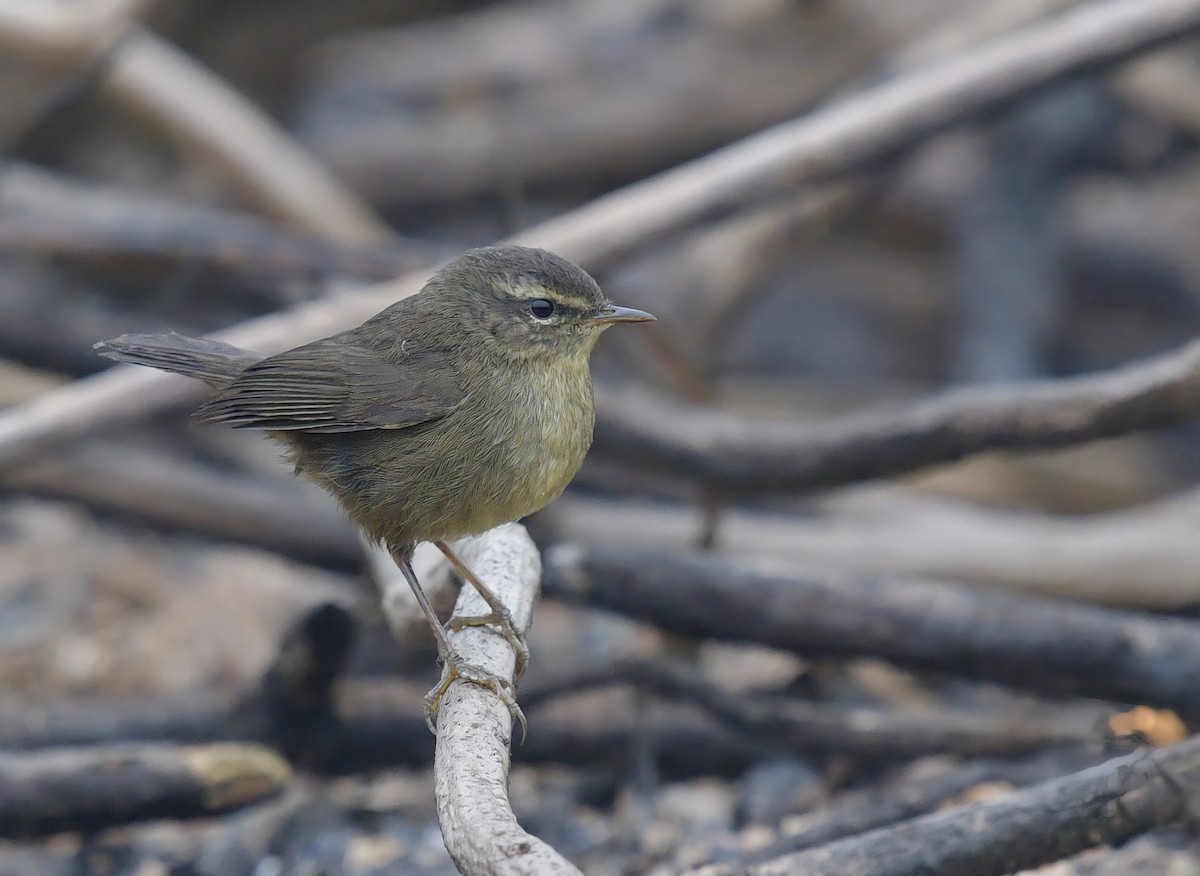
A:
[447, 605, 530, 681]
[424, 648, 527, 741]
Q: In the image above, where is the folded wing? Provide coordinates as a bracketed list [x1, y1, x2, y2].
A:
[195, 340, 464, 432]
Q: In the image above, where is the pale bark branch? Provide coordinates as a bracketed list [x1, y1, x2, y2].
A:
[430, 526, 581, 876]
[544, 487, 1200, 609]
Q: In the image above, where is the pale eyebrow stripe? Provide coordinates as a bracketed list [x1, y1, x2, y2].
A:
[504, 283, 594, 310]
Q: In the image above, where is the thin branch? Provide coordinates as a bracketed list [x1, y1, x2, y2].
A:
[0, 162, 446, 284]
[542, 545, 1200, 715]
[590, 338, 1200, 495]
[99, 30, 390, 244]
[0, 0, 149, 62]
[543, 486, 1200, 609]
[522, 659, 1100, 762]
[506, 0, 1200, 265]
[11, 442, 362, 566]
[0, 5, 387, 244]
[0, 742, 290, 839]
[0, 0, 1197, 467]
[701, 735, 1200, 876]
[742, 747, 1108, 862]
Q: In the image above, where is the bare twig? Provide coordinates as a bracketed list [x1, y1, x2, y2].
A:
[428, 526, 580, 876]
[0, 742, 290, 839]
[522, 659, 1100, 761]
[508, 0, 1200, 265]
[11, 442, 361, 565]
[0, 0, 1197, 467]
[0, 162, 446, 284]
[543, 486, 1200, 608]
[0, 0, 150, 146]
[542, 545, 1200, 715]
[0, 0, 387, 243]
[700, 735, 1200, 876]
[99, 30, 390, 244]
[0, 0, 148, 62]
[742, 747, 1108, 862]
[590, 338, 1200, 495]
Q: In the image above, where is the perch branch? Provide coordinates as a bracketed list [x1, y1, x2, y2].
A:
[430, 525, 581, 876]
[0, 0, 1197, 466]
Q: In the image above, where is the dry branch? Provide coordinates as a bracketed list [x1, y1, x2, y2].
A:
[544, 486, 1200, 608]
[0, 742, 290, 839]
[704, 735, 1200, 876]
[0, 601, 765, 781]
[522, 659, 1100, 762]
[99, 30, 389, 244]
[0, 0, 149, 61]
[0, 0, 1197, 467]
[509, 0, 1200, 265]
[0, 0, 147, 145]
[542, 546, 1200, 715]
[11, 442, 361, 565]
[0, 162, 446, 285]
[299, 0, 879, 204]
[590, 338, 1200, 495]
[429, 526, 581, 876]
[743, 747, 1108, 862]
[0, 4, 385, 243]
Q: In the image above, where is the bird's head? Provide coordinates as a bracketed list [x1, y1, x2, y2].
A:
[429, 245, 655, 361]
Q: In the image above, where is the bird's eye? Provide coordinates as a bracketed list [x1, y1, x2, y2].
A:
[529, 298, 555, 319]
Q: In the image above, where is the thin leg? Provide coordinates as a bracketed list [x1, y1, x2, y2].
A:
[434, 539, 530, 681]
[394, 554, 526, 738]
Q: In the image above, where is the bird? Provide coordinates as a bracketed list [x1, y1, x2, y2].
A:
[95, 244, 654, 734]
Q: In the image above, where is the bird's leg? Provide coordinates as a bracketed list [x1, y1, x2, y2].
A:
[393, 554, 525, 738]
[434, 539, 530, 681]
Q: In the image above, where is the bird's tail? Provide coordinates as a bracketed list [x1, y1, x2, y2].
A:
[94, 332, 262, 388]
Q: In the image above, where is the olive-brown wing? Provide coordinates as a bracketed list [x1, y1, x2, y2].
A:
[194, 340, 465, 433]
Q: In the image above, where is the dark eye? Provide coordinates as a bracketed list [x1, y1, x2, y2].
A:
[529, 298, 555, 319]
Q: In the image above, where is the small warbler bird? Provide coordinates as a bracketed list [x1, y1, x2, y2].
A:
[96, 245, 654, 733]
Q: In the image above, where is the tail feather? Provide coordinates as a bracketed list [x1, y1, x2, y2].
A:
[94, 332, 262, 388]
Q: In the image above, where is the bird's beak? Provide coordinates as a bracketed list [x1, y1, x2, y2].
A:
[590, 304, 656, 324]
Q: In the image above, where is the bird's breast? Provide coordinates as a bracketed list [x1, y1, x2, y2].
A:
[466, 356, 595, 527]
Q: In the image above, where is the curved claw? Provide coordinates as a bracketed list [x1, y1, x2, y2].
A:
[424, 649, 528, 741]
[447, 606, 530, 681]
